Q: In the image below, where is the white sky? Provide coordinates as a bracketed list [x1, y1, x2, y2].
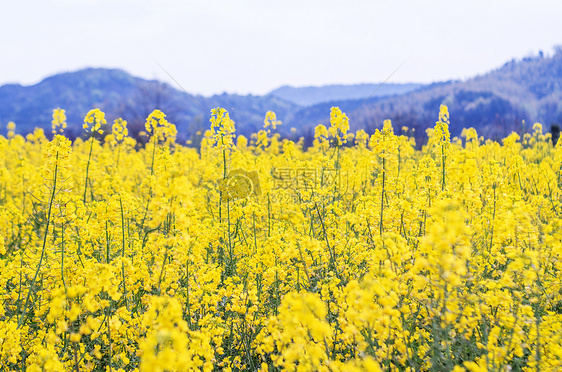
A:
[1, 0, 561, 96]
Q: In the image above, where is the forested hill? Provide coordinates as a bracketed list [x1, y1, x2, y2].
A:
[1, 47, 561, 144]
[325, 47, 562, 141]
[268, 83, 424, 107]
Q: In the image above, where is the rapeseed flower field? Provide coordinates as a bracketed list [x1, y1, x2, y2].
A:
[1, 105, 562, 371]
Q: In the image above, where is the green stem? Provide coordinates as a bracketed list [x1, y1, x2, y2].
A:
[18, 151, 59, 328]
[441, 143, 446, 191]
[140, 140, 157, 231]
[116, 144, 121, 170]
[219, 138, 227, 222]
[61, 223, 66, 290]
[119, 197, 127, 307]
[83, 136, 94, 204]
[380, 156, 386, 236]
[106, 303, 112, 372]
[150, 139, 157, 176]
[157, 246, 170, 295]
[106, 218, 111, 263]
[315, 203, 340, 280]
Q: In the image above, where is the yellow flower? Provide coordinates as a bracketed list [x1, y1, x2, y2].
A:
[314, 124, 328, 139]
[145, 109, 177, 144]
[264, 110, 281, 130]
[6, 121, 16, 138]
[210, 107, 236, 149]
[329, 106, 349, 145]
[51, 108, 67, 134]
[83, 108, 107, 134]
[111, 118, 128, 143]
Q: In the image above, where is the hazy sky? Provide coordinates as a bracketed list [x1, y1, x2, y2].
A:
[1, 0, 561, 96]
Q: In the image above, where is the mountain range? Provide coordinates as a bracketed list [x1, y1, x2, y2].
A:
[1, 47, 562, 145]
[269, 83, 424, 107]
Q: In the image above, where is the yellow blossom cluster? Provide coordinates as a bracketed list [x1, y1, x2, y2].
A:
[145, 109, 177, 145]
[209, 107, 236, 150]
[111, 118, 129, 144]
[329, 106, 350, 145]
[1, 105, 562, 371]
[6, 121, 15, 139]
[51, 108, 67, 134]
[264, 110, 281, 130]
[83, 108, 107, 135]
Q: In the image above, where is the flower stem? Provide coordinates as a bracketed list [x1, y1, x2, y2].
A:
[83, 136, 94, 204]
